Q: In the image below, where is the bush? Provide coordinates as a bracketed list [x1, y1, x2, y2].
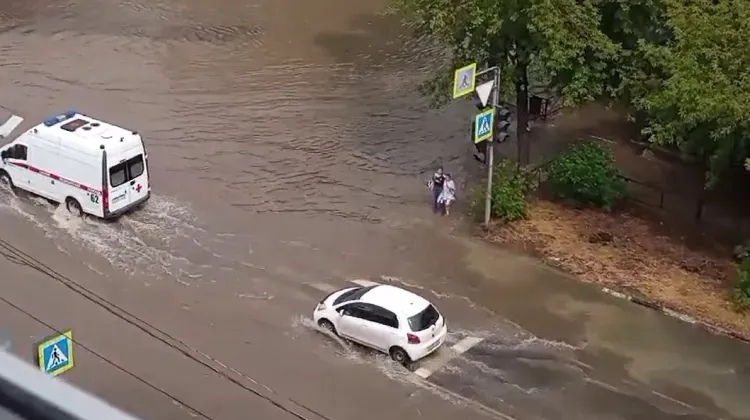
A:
[733, 239, 750, 262]
[469, 158, 537, 222]
[547, 142, 625, 210]
[733, 258, 750, 311]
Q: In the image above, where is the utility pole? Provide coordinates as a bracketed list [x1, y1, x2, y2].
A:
[451, 63, 508, 228]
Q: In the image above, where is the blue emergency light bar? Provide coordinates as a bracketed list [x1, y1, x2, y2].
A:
[43, 110, 77, 127]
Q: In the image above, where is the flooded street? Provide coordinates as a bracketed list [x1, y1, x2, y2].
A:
[1, 1, 749, 419]
[0, 0, 473, 287]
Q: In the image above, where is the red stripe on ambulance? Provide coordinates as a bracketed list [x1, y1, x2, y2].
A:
[8, 161, 101, 194]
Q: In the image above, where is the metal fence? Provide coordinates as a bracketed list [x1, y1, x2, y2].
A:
[528, 161, 750, 241]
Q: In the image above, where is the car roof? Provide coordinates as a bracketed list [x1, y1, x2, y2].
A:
[359, 285, 430, 317]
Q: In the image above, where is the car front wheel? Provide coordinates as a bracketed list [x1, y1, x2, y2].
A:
[0, 171, 14, 191]
[317, 319, 337, 335]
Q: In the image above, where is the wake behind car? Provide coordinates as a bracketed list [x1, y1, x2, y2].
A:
[0, 110, 150, 219]
[313, 284, 447, 365]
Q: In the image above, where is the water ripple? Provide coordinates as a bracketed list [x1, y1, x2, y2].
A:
[0, 0, 464, 223]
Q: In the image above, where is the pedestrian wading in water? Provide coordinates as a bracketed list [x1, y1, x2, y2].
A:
[427, 167, 456, 215]
[427, 166, 444, 213]
[437, 173, 456, 215]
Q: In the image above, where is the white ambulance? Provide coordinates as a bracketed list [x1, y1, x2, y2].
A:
[0, 110, 151, 219]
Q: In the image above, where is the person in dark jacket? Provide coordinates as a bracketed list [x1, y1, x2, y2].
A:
[427, 167, 445, 213]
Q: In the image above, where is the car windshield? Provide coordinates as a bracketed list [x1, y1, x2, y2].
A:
[333, 286, 376, 306]
[407, 304, 440, 332]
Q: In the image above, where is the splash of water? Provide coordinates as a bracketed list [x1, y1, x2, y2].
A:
[0, 188, 217, 284]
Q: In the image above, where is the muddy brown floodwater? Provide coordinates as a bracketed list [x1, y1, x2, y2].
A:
[0, 0, 478, 290]
[1, 1, 749, 420]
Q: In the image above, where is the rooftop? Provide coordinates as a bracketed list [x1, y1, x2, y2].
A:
[360, 285, 430, 317]
[26, 110, 141, 154]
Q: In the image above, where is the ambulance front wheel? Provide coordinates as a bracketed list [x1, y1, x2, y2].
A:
[65, 197, 83, 217]
[0, 170, 13, 191]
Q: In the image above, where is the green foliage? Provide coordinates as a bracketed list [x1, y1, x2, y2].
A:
[391, 0, 750, 184]
[597, 0, 673, 104]
[733, 240, 750, 262]
[469, 159, 537, 222]
[593, 0, 750, 185]
[732, 258, 750, 312]
[637, 0, 750, 186]
[388, 0, 619, 107]
[547, 143, 625, 209]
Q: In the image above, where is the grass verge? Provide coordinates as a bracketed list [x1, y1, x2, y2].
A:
[483, 199, 750, 335]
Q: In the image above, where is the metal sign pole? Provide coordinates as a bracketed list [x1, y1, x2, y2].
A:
[483, 68, 500, 228]
[0, 327, 11, 352]
[484, 136, 494, 227]
[452, 63, 501, 227]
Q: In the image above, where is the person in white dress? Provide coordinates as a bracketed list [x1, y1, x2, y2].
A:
[437, 173, 456, 215]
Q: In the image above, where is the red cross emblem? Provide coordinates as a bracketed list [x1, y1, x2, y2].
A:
[135, 184, 142, 193]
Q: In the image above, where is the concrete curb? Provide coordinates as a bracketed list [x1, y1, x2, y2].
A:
[601, 287, 750, 345]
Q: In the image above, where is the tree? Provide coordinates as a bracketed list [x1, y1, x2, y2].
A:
[597, 0, 672, 116]
[637, 0, 750, 186]
[389, 0, 619, 164]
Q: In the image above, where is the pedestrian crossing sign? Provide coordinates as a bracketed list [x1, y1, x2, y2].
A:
[452, 63, 477, 99]
[474, 108, 495, 143]
[35, 330, 74, 376]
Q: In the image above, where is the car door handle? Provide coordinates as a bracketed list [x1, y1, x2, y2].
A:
[130, 180, 136, 186]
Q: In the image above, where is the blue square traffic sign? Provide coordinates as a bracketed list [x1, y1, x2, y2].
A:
[474, 108, 495, 143]
[35, 330, 74, 376]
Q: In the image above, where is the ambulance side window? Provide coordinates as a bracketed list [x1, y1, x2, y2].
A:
[3, 145, 27, 160]
[15, 145, 27, 160]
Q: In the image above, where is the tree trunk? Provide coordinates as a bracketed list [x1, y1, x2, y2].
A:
[515, 63, 530, 165]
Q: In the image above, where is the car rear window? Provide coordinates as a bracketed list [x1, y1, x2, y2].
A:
[333, 285, 376, 306]
[407, 304, 440, 332]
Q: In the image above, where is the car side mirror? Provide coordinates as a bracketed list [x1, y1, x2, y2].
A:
[0, 150, 7, 160]
[336, 307, 346, 316]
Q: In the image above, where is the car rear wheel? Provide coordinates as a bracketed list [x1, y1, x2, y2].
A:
[65, 197, 83, 217]
[389, 347, 411, 366]
[317, 319, 337, 335]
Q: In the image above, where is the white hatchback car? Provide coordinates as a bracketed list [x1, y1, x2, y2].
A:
[313, 284, 448, 365]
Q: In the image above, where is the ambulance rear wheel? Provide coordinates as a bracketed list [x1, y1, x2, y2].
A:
[65, 197, 83, 217]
